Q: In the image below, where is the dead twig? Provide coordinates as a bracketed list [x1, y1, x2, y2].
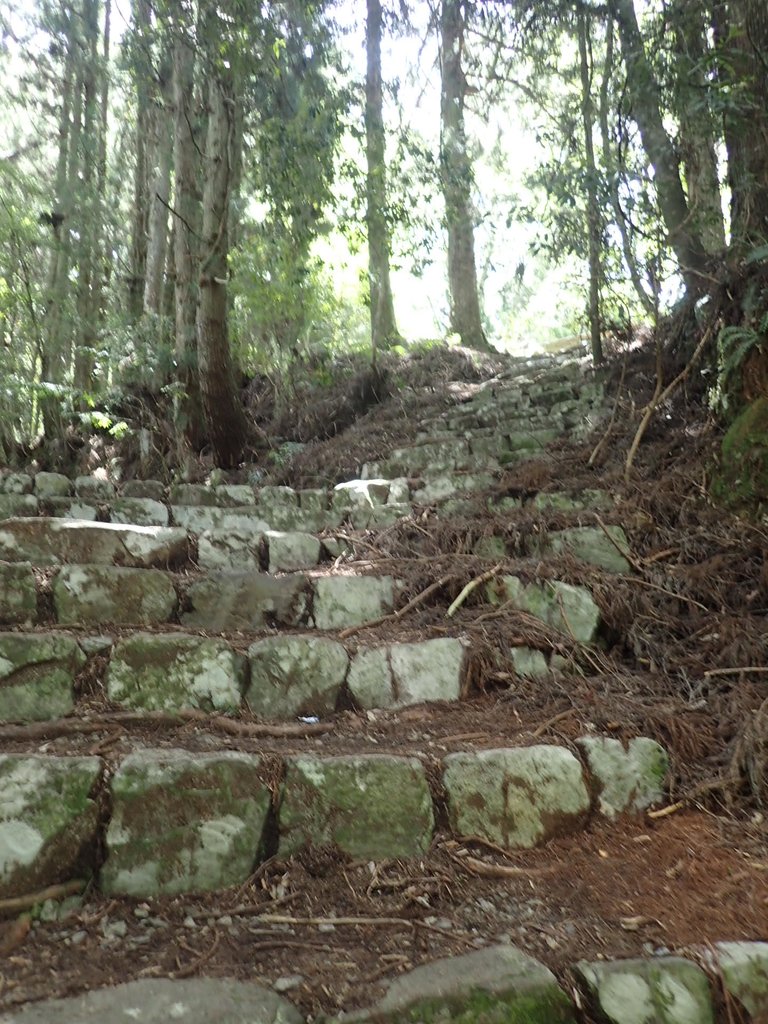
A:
[169, 931, 221, 979]
[446, 563, 504, 618]
[531, 708, 576, 738]
[0, 879, 86, 917]
[339, 574, 454, 639]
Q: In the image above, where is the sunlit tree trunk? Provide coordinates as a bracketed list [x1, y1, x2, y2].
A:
[197, 10, 247, 468]
[128, 0, 152, 324]
[577, 6, 603, 364]
[365, 0, 400, 361]
[439, 0, 489, 351]
[609, 0, 708, 294]
[144, 54, 174, 316]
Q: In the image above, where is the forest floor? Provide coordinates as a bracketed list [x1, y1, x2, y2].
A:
[1, 343, 767, 1020]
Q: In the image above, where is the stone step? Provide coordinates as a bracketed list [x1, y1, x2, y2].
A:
[0, 736, 668, 899]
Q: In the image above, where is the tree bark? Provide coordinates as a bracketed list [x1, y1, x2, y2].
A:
[128, 0, 152, 324]
[144, 54, 174, 316]
[197, 21, 247, 468]
[609, 0, 709, 294]
[365, 0, 400, 361]
[577, 6, 604, 364]
[439, 0, 489, 351]
[172, 5, 205, 449]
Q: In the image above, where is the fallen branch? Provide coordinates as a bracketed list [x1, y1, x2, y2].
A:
[703, 667, 768, 678]
[456, 855, 556, 879]
[0, 710, 334, 743]
[446, 563, 504, 618]
[339, 574, 454, 639]
[624, 323, 714, 484]
[0, 879, 86, 917]
[531, 708, 576, 739]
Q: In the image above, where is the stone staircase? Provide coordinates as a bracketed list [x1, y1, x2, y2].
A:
[1, 350, 767, 1023]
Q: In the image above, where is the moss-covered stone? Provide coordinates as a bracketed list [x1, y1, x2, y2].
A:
[0, 632, 84, 722]
[576, 957, 714, 1024]
[713, 397, 768, 511]
[278, 754, 434, 859]
[53, 565, 177, 626]
[0, 754, 102, 898]
[0, 561, 37, 626]
[716, 942, 768, 1021]
[102, 749, 270, 896]
[247, 635, 348, 719]
[577, 737, 669, 818]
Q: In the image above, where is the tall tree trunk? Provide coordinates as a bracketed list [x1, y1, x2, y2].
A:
[577, 6, 603, 364]
[128, 0, 152, 324]
[670, 0, 726, 256]
[365, 0, 400, 362]
[609, 0, 709, 294]
[714, 0, 768, 256]
[598, 20, 655, 315]
[172, 3, 204, 449]
[144, 55, 174, 316]
[439, 0, 489, 351]
[197, 21, 247, 468]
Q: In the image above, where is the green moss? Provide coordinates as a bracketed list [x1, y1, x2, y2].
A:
[397, 988, 575, 1024]
[713, 398, 768, 512]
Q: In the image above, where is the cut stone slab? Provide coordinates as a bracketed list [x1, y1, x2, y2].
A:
[182, 572, 308, 631]
[0, 494, 38, 518]
[266, 531, 322, 572]
[716, 942, 768, 1022]
[543, 525, 631, 574]
[53, 565, 177, 626]
[74, 475, 116, 501]
[0, 754, 101, 899]
[347, 638, 466, 710]
[279, 754, 433, 859]
[174, 504, 272, 535]
[33, 472, 71, 497]
[488, 575, 601, 643]
[443, 746, 590, 849]
[577, 737, 668, 818]
[0, 518, 188, 568]
[122, 479, 166, 501]
[0, 632, 84, 722]
[46, 498, 99, 521]
[0, 473, 32, 495]
[312, 575, 394, 630]
[247, 636, 348, 720]
[197, 528, 264, 571]
[108, 633, 245, 713]
[349, 503, 411, 529]
[170, 482, 219, 506]
[510, 646, 549, 679]
[102, 749, 270, 897]
[298, 487, 328, 511]
[0, 561, 36, 625]
[346, 943, 574, 1024]
[576, 958, 714, 1024]
[0, 978, 304, 1024]
[110, 497, 169, 527]
[332, 479, 390, 510]
[215, 483, 256, 507]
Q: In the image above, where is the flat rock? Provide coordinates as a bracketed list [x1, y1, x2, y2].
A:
[345, 943, 574, 1023]
[102, 750, 270, 896]
[332, 479, 390, 510]
[0, 473, 32, 495]
[510, 646, 549, 679]
[33, 472, 71, 497]
[576, 958, 714, 1024]
[122, 479, 166, 501]
[0, 754, 101, 898]
[46, 498, 99, 521]
[110, 497, 169, 526]
[279, 754, 434, 859]
[311, 575, 394, 630]
[173, 504, 271, 535]
[53, 565, 177, 626]
[543, 525, 631, 573]
[0, 562, 36, 625]
[577, 736, 668, 818]
[716, 942, 768, 1022]
[170, 482, 220, 506]
[197, 528, 264, 571]
[74, 475, 115, 501]
[0, 518, 188, 568]
[0, 632, 84, 722]
[108, 633, 245, 712]
[443, 746, 590, 849]
[347, 638, 466, 710]
[266, 531, 322, 572]
[182, 572, 308, 631]
[214, 484, 256, 507]
[247, 636, 348, 719]
[0, 494, 37, 518]
[0, 977, 303, 1024]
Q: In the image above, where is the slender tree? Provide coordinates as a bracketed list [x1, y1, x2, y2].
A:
[577, 5, 603, 364]
[439, 0, 488, 351]
[365, 0, 400, 359]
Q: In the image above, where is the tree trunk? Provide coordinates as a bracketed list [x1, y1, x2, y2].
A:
[609, 0, 708, 294]
[197, 25, 247, 469]
[144, 55, 174, 316]
[577, 6, 603, 364]
[128, 0, 152, 324]
[365, 0, 400, 362]
[172, 3, 205, 449]
[439, 0, 489, 351]
[670, 0, 726, 256]
[714, 0, 768, 256]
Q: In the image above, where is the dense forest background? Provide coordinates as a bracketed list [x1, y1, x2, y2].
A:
[0, 0, 766, 471]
